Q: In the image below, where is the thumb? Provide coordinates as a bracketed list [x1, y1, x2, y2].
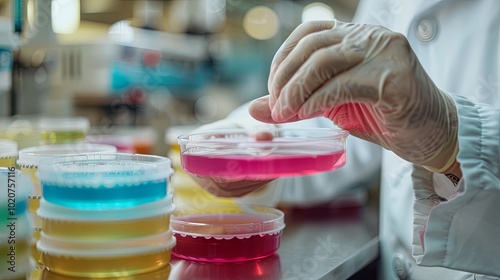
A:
[249, 96, 303, 123]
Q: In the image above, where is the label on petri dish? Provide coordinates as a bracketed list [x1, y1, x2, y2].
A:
[181, 151, 346, 180]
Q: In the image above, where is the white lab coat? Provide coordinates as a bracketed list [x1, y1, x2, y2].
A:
[353, 0, 500, 279]
[226, 0, 500, 279]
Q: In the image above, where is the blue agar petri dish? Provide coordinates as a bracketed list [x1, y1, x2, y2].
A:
[37, 153, 173, 209]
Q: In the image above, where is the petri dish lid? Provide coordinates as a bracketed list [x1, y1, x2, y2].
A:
[171, 203, 285, 239]
[17, 143, 117, 166]
[0, 139, 17, 157]
[37, 194, 175, 221]
[39, 117, 90, 132]
[36, 153, 173, 188]
[37, 230, 176, 257]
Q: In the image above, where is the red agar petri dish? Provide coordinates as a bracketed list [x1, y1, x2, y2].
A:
[177, 128, 348, 180]
[171, 203, 285, 262]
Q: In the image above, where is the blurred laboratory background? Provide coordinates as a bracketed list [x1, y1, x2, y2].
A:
[0, 0, 358, 155]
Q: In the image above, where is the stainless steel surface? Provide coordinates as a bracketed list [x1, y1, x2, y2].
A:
[170, 204, 379, 280]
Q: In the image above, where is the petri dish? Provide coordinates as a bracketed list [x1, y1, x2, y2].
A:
[37, 230, 175, 278]
[17, 143, 118, 195]
[0, 215, 30, 280]
[37, 194, 175, 240]
[86, 126, 158, 154]
[170, 253, 281, 280]
[178, 127, 348, 180]
[37, 153, 173, 209]
[85, 134, 136, 153]
[0, 115, 40, 150]
[39, 117, 90, 145]
[17, 144, 117, 227]
[171, 202, 285, 262]
[0, 139, 17, 168]
[0, 168, 31, 279]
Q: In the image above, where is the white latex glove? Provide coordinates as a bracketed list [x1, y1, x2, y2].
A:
[185, 117, 277, 197]
[249, 20, 459, 172]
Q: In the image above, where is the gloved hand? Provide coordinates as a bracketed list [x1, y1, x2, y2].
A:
[249, 20, 459, 172]
[186, 117, 277, 197]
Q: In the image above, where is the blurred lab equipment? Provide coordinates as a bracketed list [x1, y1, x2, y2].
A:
[85, 125, 157, 154]
[0, 16, 17, 116]
[108, 22, 212, 99]
[14, 0, 59, 116]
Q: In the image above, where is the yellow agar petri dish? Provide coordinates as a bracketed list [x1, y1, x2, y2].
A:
[37, 195, 175, 240]
[0, 239, 30, 280]
[0, 214, 31, 280]
[37, 231, 176, 278]
[0, 115, 41, 150]
[0, 139, 17, 168]
[39, 117, 90, 145]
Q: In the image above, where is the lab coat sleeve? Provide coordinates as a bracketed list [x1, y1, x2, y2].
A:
[412, 95, 500, 277]
[227, 103, 382, 207]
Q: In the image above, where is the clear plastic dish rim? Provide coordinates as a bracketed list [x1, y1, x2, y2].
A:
[171, 203, 286, 238]
[35, 153, 173, 183]
[178, 127, 349, 147]
[17, 143, 118, 167]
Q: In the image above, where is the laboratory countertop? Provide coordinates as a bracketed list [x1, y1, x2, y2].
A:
[37, 203, 379, 280]
[169, 203, 380, 280]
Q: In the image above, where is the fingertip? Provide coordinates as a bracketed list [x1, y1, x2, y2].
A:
[249, 97, 276, 123]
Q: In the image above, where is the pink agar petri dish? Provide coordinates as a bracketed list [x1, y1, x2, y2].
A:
[178, 128, 348, 180]
[171, 203, 285, 262]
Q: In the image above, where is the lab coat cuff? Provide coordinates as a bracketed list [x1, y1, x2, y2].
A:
[414, 95, 500, 276]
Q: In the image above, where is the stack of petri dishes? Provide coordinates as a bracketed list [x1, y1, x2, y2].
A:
[0, 140, 18, 168]
[0, 168, 32, 280]
[171, 127, 349, 262]
[0, 140, 31, 279]
[16, 143, 117, 272]
[35, 153, 176, 278]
